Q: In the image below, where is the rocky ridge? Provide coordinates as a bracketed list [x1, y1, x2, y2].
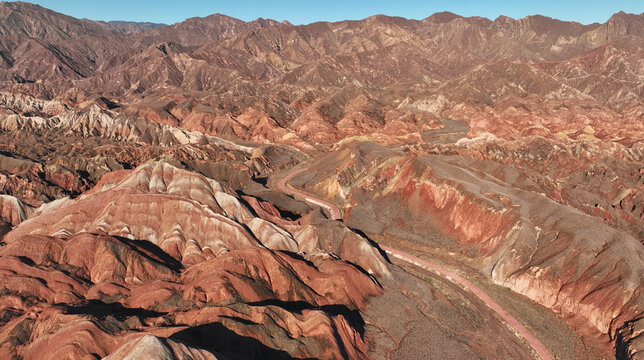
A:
[0, 160, 388, 359]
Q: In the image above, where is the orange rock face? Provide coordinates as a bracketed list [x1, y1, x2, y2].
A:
[0, 2, 642, 359]
[292, 142, 643, 358]
[0, 161, 386, 359]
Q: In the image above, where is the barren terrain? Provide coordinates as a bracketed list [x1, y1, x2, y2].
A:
[0, 2, 642, 359]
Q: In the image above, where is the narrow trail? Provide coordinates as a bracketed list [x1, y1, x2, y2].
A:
[275, 165, 555, 360]
[276, 167, 341, 219]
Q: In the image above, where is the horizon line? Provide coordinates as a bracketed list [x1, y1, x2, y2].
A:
[4, 1, 643, 27]
[86, 9, 644, 27]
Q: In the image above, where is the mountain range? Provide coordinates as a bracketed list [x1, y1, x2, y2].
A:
[0, 2, 642, 359]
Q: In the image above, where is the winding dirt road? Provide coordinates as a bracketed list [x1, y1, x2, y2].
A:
[277, 167, 342, 219]
[276, 165, 555, 360]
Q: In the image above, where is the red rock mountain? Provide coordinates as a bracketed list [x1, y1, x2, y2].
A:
[0, 2, 642, 359]
[0, 2, 641, 147]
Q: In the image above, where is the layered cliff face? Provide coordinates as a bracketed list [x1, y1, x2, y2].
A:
[288, 141, 643, 358]
[0, 161, 389, 359]
[0, 2, 642, 359]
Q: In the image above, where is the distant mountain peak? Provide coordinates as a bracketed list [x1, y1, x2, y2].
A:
[423, 11, 463, 23]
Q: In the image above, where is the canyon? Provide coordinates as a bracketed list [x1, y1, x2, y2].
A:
[0, 1, 642, 359]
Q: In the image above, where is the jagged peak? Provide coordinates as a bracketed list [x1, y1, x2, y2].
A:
[607, 10, 644, 23]
[423, 11, 463, 23]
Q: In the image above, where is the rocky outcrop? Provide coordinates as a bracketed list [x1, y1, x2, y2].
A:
[292, 142, 643, 358]
[0, 194, 32, 226]
[0, 105, 255, 151]
[0, 161, 387, 359]
[0, 2, 642, 359]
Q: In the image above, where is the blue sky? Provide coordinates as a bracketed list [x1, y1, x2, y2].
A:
[21, 0, 644, 25]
